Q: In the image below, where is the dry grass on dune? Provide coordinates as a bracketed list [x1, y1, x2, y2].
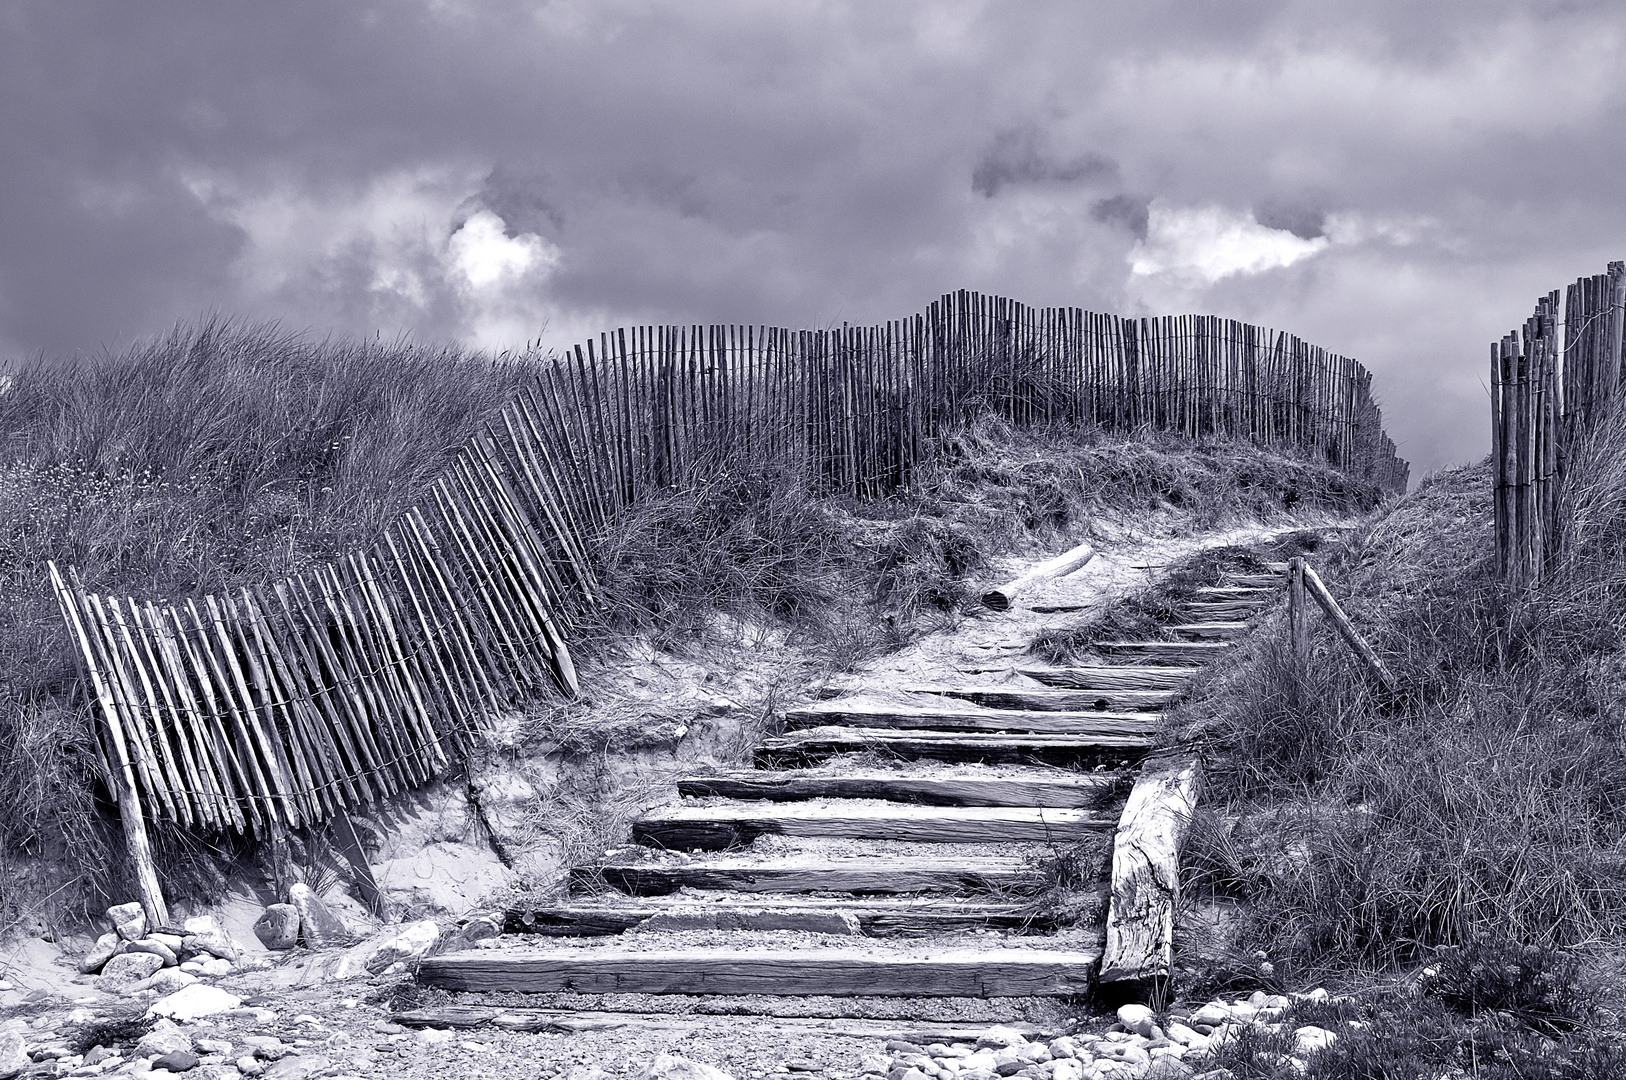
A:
[0, 319, 526, 921]
[1178, 452, 1626, 987]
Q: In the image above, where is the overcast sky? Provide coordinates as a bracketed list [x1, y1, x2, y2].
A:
[4, 1, 1624, 478]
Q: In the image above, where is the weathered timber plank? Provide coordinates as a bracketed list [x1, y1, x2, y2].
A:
[1092, 642, 1231, 663]
[1193, 586, 1273, 598]
[587, 855, 1042, 895]
[1099, 755, 1203, 996]
[676, 770, 1119, 808]
[1223, 574, 1281, 588]
[759, 727, 1152, 768]
[391, 1006, 1052, 1041]
[910, 687, 1178, 712]
[504, 897, 1063, 937]
[1183, 601, 1269, 621]
[782, 704, 1160, 734]
[633, 803, 1112, 850]
[1016, 667, 1199, 691]
[415, 946, 1100, 997]
[1166, 623, 1247, 640]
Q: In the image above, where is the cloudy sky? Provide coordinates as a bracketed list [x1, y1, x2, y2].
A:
[4, 1, 1624, 478]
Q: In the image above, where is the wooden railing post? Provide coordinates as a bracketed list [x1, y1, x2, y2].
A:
[1287, 556, 1307, 694]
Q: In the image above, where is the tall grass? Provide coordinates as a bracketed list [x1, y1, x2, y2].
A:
[1180, 435, 1626, 978]
[0, 319, 526, 921]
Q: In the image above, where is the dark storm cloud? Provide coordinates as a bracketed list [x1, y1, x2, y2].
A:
[1254, 199, 1327, 241]
[971, 128, 1118, 198]
[3, 0, 1626, 477]
[1090, 196, 1151, 240]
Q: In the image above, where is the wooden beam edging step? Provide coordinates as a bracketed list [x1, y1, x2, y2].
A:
[1016, 667, 1199, 691]
[782, 704, 1160, 734]
[633, 803, 1114, 850]
[676, 770, 1122, 808]
[414, 946, 1101, 997]
[759, 727, 1152, 767]
[1097, 753, 1203, 1000]
[503, 897, 1064, 937]
[585, 854, 1044, 895]
[906, 687, 1180, 712]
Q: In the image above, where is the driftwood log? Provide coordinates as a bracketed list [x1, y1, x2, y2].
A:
[981, 543, 1096, 611]
[1098, 754, 1203, 997]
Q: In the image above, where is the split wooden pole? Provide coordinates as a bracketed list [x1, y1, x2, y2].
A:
[48, 562, 169, 926]
[1300, 562, 1397, 692]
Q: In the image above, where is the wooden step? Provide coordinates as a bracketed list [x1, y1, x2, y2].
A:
[1194, 586, 1273, 598]
[1184, 601, 1269, 620]
[1224, 574, 1281, 588]
[1167, 623, 1248, 640]
[416, 946, 1100, 997]
[1093, 641, 1232, 662]
[633, 802, 1113, 850]
[759, 726, 1152, 767]
[677, 769, 1120, 808]
[504, 896, 1064, 937]
[909, 687, 1178, 712]
[783, 704, 1160, 734]
[1016, 666, 1199, 691]
[586, 854, 1044, 895]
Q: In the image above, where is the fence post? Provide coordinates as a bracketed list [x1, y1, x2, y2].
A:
[1287, 556, 1307, 694]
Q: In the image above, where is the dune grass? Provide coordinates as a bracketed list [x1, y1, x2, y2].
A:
[1176, 430, 1626, 997]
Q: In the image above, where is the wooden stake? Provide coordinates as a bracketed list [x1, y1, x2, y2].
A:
[49, 564, 169, 926]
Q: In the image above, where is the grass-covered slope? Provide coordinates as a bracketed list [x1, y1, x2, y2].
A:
[0, 319, 1383, 924]
[1180, 430, 1626, 979]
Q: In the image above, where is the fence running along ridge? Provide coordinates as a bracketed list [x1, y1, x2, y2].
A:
[1492, 262, 1626, 586]
[51, 289, 1409, 849]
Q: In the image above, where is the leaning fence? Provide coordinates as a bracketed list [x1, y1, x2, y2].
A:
[1492, 262, 1626, 586]
[51, 289, 1409, 877]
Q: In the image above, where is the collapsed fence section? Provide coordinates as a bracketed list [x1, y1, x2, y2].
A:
[54, 290, 1408, 879]
[1493, 262, 1626, 586]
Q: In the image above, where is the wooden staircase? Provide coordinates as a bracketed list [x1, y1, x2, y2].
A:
[416, 561, 1283, 1005]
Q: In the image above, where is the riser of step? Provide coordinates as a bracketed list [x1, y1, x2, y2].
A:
[633, 804, 1113, 850]
[676, 770, 1123, 808]
[585, 856, 1044, 896]
[417, 947, 1100, 997]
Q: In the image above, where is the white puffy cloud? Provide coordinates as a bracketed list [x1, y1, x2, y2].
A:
[1130, 203, 1329, 284]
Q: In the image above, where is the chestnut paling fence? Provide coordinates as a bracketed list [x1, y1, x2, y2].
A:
[52, 289, 1410, 851]
[1492, 262, 1626, 587]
